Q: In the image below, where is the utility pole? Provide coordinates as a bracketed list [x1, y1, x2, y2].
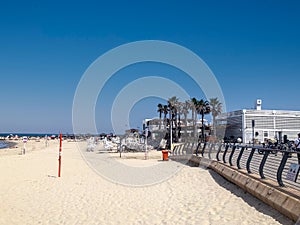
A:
[252, 120, 255, 146]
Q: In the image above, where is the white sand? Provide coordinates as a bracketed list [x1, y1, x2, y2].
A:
[0, 140, 293, 225]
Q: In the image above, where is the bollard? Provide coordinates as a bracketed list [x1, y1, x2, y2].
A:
[58, 133, 62, 177]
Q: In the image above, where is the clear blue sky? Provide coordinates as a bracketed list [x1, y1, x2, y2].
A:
[0, 0, 300, 134]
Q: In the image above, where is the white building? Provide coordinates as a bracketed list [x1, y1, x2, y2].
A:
[216, 100, 300, 143]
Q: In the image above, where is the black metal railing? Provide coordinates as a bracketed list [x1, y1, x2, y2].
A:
[172, 142, 300, 189]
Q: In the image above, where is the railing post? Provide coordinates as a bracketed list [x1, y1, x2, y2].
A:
[185, 142, 191, 155]
[259, 150, 270, 179]
[208, 143, 215, 159]
[181, 143, 187, 155]
[297, 152, 300, 165]
[183, 143, 188, 155]
[201, 142, 207, 157]
[229, 145, 237, 166]
[188, 142, 195, 155]
[216, 144, 222, 161]
[195, 142, 201, 156]
[277, 151, 290, 187]
[173, 145, 178, 155]
[177, 144, 182, 155]
[178, 144, 182, 155]
[177, 144, 181, 155]
[237, 146, 246, 169]
[246, 147, 256, 173]
[222, 144, 230, 163]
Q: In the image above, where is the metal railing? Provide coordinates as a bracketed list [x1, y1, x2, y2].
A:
[172, 142, 300, 189]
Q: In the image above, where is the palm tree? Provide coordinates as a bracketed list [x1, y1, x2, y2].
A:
[191, 98, 198, 139]
[183, 99, 194, 139]
[176, 102, 183, 140]
[168, 96, 179, 142]
[163, 105, 169, 127]
[209, 97, 222, 136]
[192, 98, 211, 142]
[157, 103, 163, 129]
[168, 96, 179, 119]
[182, 101, 190, 140]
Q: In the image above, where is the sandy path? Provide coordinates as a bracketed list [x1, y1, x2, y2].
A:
[0, 141, 293, 225]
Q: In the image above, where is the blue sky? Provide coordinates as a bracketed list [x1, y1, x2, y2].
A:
[0, 0, 300, 134]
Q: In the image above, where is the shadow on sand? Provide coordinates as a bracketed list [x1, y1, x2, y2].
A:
[207, 169, 294, 225]
[173, 157, 294, 225]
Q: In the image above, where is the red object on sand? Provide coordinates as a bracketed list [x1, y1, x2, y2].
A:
[58, 133, 62, 177]
[162, 150, 169, 161]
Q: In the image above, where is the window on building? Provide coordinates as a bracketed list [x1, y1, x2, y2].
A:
[264, 131, 268, 138]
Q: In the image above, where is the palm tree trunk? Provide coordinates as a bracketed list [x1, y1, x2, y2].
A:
[212, 116, 216, 136]
[194, 110, 197, 140]
[159, 112, 162, 130]
[201, 112, 205, 142]
[184, 114, 187, 141]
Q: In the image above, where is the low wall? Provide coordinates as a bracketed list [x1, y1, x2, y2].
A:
[171, 155, 300, 222]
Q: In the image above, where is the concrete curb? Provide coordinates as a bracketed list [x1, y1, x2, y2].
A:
[170, 155, 300, 222]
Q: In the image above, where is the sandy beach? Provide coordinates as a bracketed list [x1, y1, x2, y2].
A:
[0, 140, 294, 225]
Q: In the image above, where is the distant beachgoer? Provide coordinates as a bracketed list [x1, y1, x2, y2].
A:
[294, 133, 300, 164]
[295, 133, 300, 151]
[45, 135, 48, 147]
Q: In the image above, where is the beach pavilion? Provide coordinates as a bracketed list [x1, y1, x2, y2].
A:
[216, 100, 300, 144]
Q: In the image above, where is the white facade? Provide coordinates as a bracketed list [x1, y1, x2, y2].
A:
[217, 109, 300, 144]
[143, 118, 162, 131]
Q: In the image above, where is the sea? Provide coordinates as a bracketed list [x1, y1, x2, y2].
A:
[0, 133, 98, 149]
[0, 133, 56, 138]
[0, 141, 8, 149]
[0, 133, 57, 149]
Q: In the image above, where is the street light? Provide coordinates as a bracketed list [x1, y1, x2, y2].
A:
[252, 120, 255, 146]
[170, 119, 172, 151]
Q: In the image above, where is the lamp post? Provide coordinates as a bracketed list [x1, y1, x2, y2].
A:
[252, 120, 255, 146]
[145, 127, 148, 160]
[170, 119, 172, 151]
